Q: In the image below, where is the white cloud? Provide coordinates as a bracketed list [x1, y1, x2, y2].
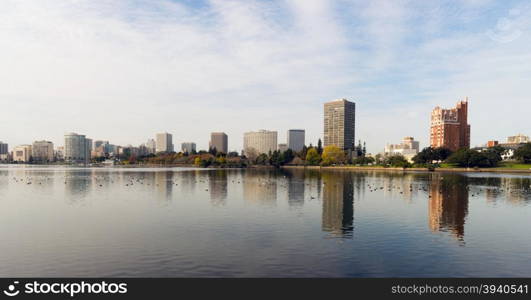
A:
[0, 0, 529, 153]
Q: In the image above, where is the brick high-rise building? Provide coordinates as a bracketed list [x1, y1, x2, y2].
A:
[430, 99, 470, 152]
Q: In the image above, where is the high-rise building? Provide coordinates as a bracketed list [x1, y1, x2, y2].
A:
[243, 130, 277, 156]
[32, 140, 54, 162]
[324, 99, 356, 151]
[13, 145, 32, 162]
[181, 142, 196, 154]
[145, 139, 156, 154]
[210, 132, 228, 154]
[0, 142, 8, 155]
[94, 140, 112, 153]
[0, 141, 8, 161]
[507, 134, 529, 144]
[64, 133, 91, 163]
[430, 99, 470, 152]
[287, 129, 305, 152]
[156, 133, 173, 153]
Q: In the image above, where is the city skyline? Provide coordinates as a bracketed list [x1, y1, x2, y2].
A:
[1, 1, 531, 153]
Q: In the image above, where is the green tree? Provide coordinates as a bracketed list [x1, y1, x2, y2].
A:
[447, 149, 501, 168]
[281, 149, 295, 165]
[305, 148, 321, 165]
[513, 143, 531, 163]
[255, 153, 269, 165]
[384, 154, 411, 168]
[269, 150, 282, 167]
[317, 139, 323, 154]
[435, 147, 453, 161]
[353, 156, 375, 165]
[321, 145, 345, 166]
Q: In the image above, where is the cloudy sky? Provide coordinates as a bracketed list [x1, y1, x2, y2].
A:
[0, 0, 529, 153]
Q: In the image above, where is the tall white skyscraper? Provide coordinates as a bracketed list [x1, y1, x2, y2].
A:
[156, 133, 173, 153]
[287, 129, 305, 152]
[64, 133, 91, 164]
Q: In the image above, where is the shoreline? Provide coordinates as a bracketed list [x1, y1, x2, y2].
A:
[281, 165, 531, 174]
[2, 163, 530, 174]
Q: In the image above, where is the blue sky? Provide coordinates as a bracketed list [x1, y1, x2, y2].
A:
[0, 0, 530, 153]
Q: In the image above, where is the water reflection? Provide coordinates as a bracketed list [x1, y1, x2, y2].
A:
[322, 171, 354, 238]
[284, 169, 305, 208]
[428, 175, 469, 242]
[153, 171, 173, 201]
[243, 170, 277, 206]
[209, 170, 228, 206]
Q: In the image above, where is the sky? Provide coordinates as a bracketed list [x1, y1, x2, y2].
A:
[0, 0, 530, 154]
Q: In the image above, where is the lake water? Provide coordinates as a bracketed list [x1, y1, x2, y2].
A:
[0, 166, 530, 277]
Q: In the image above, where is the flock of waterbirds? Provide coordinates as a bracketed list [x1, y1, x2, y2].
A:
[6, 172, 530, 202]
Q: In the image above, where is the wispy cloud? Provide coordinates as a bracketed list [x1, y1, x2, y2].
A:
[0, 0, 529, 152]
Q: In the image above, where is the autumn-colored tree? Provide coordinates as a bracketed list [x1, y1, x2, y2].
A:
[305, 148, 321, 165]
[321, 145, 345, 166]
[194, 157, 202, 166]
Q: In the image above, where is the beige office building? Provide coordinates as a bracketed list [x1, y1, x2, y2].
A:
[13, 145, 32, 162]
[156, 132, 173, 153]
[210, 132, 228, 154]
[32, 140, 54, 162]
[507, 134, 529, 144]
[324, 99, 356, 151]
[244, 130, 277, 156]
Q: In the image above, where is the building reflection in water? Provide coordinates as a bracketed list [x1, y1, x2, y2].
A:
[64, 170, 92, 203]
[321, 171, 354, 238]
[242, 171, 277, 206]
[283, 169, 305, 208]
[154, 171, 174, 202]
[428, 174, 469, 242]
[209, 170, 228, 206]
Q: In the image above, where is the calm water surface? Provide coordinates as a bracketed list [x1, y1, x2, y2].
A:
[0, 166, 530, 277]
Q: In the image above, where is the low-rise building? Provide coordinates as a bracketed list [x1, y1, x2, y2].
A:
[13, 145, 32, 162]
[384, 137, 420, 162]
[32, 140, 54, 163]
[507, 134, 529, 144]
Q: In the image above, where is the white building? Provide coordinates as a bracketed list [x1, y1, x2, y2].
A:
[384, 137, 420, 162]
[507, 134, 529, 144]
[156, 133, 173, 153]
[32, 140, 54, 162]
[278, 143, 288, 152]
[145, 139, 156, 154]
[287, 129, 305, 152]
[65, 133, 91, 164]
[244, 130, 278, 156]
[13, 145, 32, 162]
